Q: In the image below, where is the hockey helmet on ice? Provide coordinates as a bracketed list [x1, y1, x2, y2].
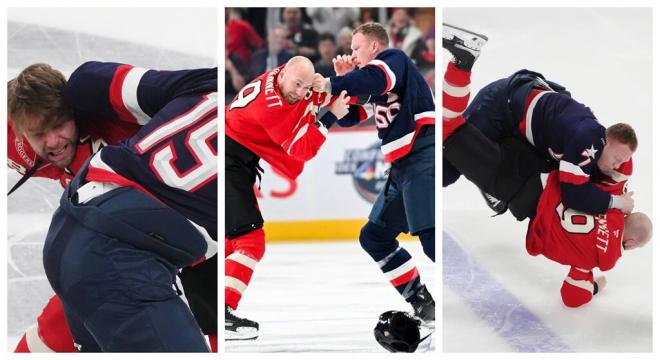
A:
[373, 310, 421, 353]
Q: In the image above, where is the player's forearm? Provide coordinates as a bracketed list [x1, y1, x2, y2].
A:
[328, 67, 389, 97]
[560, 182, 610, 214]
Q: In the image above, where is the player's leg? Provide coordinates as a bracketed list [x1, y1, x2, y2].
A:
[224, 136, 264, 340]
[179, 254, 218, 352]
[391, 127, 436, 322]
[14, 295, 75, 352]
[361, 177, 433, 322]
[43, 185, 209, 352]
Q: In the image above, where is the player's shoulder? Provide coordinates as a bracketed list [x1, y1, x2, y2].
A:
[375, 48, 409, 64]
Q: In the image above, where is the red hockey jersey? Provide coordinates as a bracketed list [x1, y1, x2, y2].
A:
[225, 65, 332, 180]
[526, 170, 629, 307]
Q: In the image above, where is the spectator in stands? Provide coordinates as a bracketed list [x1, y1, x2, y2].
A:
[225, 49, 248, 104]
[336, 27, 353, 56]
[388, 8, 422, 57]
[307, 8, 360, 36]
[282, 7, 319, 62]
[411, 30, 435, 73]
[226, 8, 264, 64]
[249, 24, 293, 79]
[314, 33, 338, 77]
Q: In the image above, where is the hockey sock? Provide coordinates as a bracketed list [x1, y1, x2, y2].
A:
[359, 222, 422, 301]
[225, 228, 265, 309]
[443, 62, 472, 142]
[14, 334, 29, 353]
[208, 334, 217, 352]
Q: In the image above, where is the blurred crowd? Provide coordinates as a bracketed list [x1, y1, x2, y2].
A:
[226, 7, 435, 105]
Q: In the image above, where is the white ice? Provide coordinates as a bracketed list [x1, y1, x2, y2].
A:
[443, 8, 652, 352]
[225, 241, 435, 353]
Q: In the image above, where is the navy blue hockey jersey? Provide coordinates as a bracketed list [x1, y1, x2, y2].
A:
[64, 62, 218, 239]
[509, 70, 630, 214]
[329, 48, 435, 162]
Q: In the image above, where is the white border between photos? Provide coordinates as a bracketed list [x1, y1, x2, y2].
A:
[0, 0, 658, 359]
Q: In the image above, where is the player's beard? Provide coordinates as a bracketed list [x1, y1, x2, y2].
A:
[284, 93, 300, 104]
[45, 139, 77, 169]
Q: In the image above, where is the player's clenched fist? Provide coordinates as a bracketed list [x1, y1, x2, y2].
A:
[333, 54, 356, 76]
[328, 90, 350, 119]
[311, 73, 327, 93]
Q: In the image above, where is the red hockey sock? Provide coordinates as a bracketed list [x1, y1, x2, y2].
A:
[225, 229, 265, 309]
[442, 62, 472, 142]
[208, 333, 217, 352]
[14, 334, 29, 353]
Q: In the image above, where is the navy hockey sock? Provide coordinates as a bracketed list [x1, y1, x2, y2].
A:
[359, 222, 422, 301]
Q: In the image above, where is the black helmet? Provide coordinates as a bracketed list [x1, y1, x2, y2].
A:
[374, 310, 421, 353]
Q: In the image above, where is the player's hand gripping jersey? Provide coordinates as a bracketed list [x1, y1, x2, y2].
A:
[525, 167, 631, 307]
[329, 48, 435, 162]
[67, 61, 218, 238]
[226, 64, 353, 180]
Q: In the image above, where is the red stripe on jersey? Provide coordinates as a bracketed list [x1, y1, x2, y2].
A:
[518, 89, 547, 138]
[109, 64, 138, 124]
[371, 64, 393, 95]
[85, 164, 160, 202]
[390, 267, 420, 287]
[559, 170, 589, 185]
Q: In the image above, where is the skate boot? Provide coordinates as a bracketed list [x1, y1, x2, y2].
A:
[225, 305, 259, 340]
[480, 189, 508, 216]
[410, 285, 435, 323]
[442, 23, 489, 71]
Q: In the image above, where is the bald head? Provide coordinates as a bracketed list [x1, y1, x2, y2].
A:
[623, 212, 653, 250]
[278, 56, 315, 104]
[284, 56, 314, 76]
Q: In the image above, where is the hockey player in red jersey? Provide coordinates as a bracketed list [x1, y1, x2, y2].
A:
[8, 63, 217, 352]
[526, 171, 652, 307]
[225, 56, 363, 340]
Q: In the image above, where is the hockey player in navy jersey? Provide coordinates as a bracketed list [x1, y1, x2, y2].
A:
[8, 63, 218, 352]
[313, 22, 435, 323]
[16, 61, 219, 352]
[442, 23, 636, 221]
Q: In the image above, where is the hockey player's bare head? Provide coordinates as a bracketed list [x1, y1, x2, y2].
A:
[8, 64, 78, 168]
[351, 23, 389, 68]
[598, 123, 637, 176]
[278, 56, 315, 104]
[622, 212, 652, 250]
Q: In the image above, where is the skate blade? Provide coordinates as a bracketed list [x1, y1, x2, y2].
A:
[442, 22, 489, 41]
[225, 327, 259, 341]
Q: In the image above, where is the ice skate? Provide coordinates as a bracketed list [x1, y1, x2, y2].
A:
[442, 23, 488, 71]
[410, 285, 435, 324]
[225, 305, 259, 341]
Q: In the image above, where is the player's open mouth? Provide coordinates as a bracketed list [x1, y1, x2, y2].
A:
[49, 144, 68, 158]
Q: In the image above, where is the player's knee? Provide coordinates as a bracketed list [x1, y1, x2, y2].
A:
[418, 227, 435, 261]
[233, 228, 266, 261]
[359, 222, 381, 252]
[359, 221, 399, 254]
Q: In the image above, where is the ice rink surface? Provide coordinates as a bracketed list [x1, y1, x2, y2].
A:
[225, 241, 435, 353]
[443, 8, 652, 352]
[6, 8, 217, 349]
